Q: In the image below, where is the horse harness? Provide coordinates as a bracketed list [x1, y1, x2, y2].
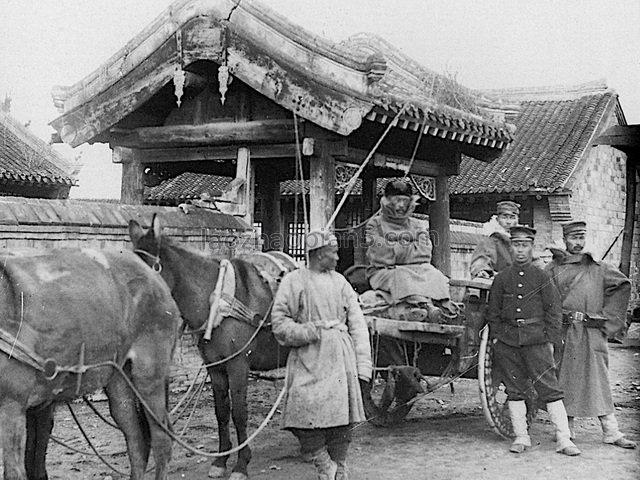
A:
[0, 327, 114, 395]
[133, 249, 287, 339]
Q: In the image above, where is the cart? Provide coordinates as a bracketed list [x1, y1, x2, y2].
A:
[346, 268, 517, 438]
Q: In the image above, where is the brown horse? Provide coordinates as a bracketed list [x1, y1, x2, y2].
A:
[0, 248, 181, 480]
[129, 216, 285, 480]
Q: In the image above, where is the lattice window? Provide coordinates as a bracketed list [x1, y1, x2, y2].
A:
[286, 222, 307, 260]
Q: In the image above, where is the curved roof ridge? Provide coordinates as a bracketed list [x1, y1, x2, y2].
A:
[342, 32, 516, 127]
[480, 79, 611, 102]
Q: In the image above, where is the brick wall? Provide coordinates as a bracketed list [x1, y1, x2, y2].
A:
[567, 145, 627, 266]
[630, 169, 640, 311]
[528, 112, 639, 311]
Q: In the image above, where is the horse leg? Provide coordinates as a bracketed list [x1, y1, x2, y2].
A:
[228, 358, 251, 480]
[105, 371, 150, 480]
[25, 404, 54, 480]
[207, 367, 231, 479]
[128, 353, 173, 480]
[0, 400, 28, 480]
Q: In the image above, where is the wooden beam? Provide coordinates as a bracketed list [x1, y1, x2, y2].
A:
[115, 147, 144, 205]
[109, 119, 298, 148]
[347, 147, 443, 177]
[134, 144, 300, 163]
[310, 143, 335, 231]
[430, 174, 451, 276]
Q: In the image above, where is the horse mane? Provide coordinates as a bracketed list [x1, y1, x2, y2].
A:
[159, 234, 224, 266]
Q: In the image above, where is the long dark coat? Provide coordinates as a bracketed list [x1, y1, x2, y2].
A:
[546, 252, 631, 417]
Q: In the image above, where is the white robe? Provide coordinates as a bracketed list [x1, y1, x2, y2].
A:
[271, 268, 372, 429]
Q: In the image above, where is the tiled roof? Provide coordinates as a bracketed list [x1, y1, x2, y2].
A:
[0, 195, 248, 231]
[50, 0, 513, 153]
[145, 172, 228, 203]
[344, 34, 514, 148]
[145, 172, 430, 203]
[450, 88, 616, 195]
[0, 111, 76, 187]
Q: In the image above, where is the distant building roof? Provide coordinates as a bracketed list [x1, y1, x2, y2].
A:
[144, 171, 436, 204]
[0, 110, 76, 187]
[0, 195, 248, 231]
[450, 82, 618, 195]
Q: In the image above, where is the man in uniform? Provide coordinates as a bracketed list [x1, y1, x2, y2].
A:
[487, 225, 580, 456]
[272, 229, 373, 479]
[470, 201, 520, 278]
[547, 220, 636, 449]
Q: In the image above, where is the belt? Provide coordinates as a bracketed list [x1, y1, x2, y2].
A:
[562, 311, 605, 329]
[511, 316, 543, 326]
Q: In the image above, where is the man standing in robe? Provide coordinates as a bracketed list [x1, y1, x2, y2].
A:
[487, 225, 579, 456]
[470, 201, 519, 279]
[272, 229, 372, 480]
[547, 220, 636, 449]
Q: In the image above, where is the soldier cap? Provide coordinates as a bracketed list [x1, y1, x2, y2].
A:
[509, 225, 536, 241]
[562, 220, 587, 236]
[496, 201, 520, 215]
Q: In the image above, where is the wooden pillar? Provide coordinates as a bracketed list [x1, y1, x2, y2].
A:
[620, 155, 638, 276]
[115, 146, 144, 204]
[237, 147, 255, 226]
[354, 171, 378, 264]
[258, 166, 283, 251]
[430, 174, 451, 276]
[309, 142, 335, 231]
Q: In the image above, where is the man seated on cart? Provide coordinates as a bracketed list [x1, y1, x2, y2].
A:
[364, 180, 456, 322]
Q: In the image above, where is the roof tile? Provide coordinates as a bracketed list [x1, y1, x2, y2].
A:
[0, 111, 76, 187]
[450, 91, 614, 195]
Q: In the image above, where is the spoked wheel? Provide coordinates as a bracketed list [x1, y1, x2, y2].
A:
[361, 365, 424, 426]
[478, 326, 538, 438]
[478, 325, 513, 438]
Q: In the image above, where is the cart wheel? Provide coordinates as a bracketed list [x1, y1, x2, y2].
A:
[361, 366, 422, 426]
[478, 325, 513, 438]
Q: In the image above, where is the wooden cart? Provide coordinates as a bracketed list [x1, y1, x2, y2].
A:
[359, 277, 515, 438]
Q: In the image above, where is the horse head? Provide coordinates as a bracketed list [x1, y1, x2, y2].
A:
[129, 214, 221, 331]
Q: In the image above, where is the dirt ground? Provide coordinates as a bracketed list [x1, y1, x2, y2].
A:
[6, 343, 639, 480]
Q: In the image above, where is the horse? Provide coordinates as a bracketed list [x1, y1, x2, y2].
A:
[0, 248, 181, 480]
[129, 215, 285, 480]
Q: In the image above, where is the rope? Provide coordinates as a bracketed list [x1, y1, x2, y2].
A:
[170, 366, 206, 417]
[66, 402, 128, 476]
[325, 104, 408, 230]
[103, 359, 288, 459]
[197, 301, 273, 370]
[293, 111, 310, 265]
[82, 396, 119, 429]
[177, 374, 207, 436]
[49, 435, 126, 457]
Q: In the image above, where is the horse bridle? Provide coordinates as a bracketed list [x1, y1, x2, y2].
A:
[133, 248, 162, 273]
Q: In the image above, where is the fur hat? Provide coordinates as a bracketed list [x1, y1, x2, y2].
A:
[384, 180, 413, 197]
[305, 229, 338, 253]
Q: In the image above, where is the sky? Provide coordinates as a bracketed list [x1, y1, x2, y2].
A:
[1, 0, 639, 199]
